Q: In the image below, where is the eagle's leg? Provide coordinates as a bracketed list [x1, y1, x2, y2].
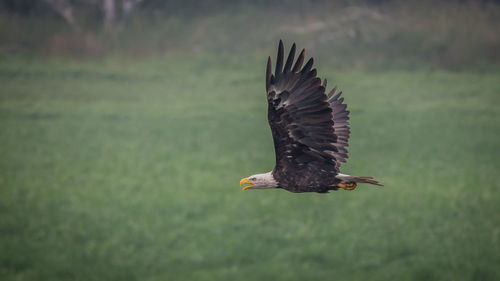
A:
[337, 182, 357, 191]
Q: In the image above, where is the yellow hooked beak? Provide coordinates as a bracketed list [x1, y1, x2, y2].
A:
[240, 178, 255, 191]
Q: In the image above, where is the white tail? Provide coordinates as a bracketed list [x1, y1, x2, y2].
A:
[336, 173, 383, 186]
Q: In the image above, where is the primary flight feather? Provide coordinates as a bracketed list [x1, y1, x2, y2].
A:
[240, 41, 382, 193]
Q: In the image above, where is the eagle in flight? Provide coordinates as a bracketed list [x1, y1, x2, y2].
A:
[240, 41, 382, 193]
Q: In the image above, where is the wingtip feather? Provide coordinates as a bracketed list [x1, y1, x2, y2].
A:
[266, 56, 272, 91]
[301, 58, 314, 74]
[283, 43, 296, 73]
[275, 40, 284, 77]
[292, 49, 306, 72]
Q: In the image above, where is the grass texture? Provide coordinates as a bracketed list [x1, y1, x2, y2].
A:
[0, 55, 499, 281]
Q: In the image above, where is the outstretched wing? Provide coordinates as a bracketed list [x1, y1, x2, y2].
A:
[326, 84, 350, 167]
[266, 41, 350, 173]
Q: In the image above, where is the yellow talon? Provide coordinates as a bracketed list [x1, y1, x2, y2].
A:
[338, 182, 357, 191]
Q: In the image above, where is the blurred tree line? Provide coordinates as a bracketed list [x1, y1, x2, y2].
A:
[1, 0, 499, 70]
[3, 0, 499, 31]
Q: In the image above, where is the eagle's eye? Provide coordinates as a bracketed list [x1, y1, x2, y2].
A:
[250, 177, 256, 181]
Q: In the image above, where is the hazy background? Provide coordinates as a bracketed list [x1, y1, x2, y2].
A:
[2, 0, 500, 70]
[1, 1, 499, 280]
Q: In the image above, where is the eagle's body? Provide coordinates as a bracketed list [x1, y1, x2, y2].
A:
[240, 41, 382, 193]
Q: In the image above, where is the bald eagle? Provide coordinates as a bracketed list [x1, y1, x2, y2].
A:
[240, 41, 383, 193]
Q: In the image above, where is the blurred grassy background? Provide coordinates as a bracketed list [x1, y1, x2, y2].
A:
[1, 1, 500, 281]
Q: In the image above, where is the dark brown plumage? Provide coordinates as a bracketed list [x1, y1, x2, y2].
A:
[265, 41, 382, 193]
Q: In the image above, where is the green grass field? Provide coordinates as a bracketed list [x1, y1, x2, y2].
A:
[0, 55, 499, 281]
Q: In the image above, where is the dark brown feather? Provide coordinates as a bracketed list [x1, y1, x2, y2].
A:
[275, 40, 284, 78]
[292, 49, 305, 72]
[266, 42, 351, 193]
[283, 43, 296, 73]
[262, 41, 384, 192]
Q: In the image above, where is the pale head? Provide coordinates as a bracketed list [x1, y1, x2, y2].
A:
[239, 171, 278, 190]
